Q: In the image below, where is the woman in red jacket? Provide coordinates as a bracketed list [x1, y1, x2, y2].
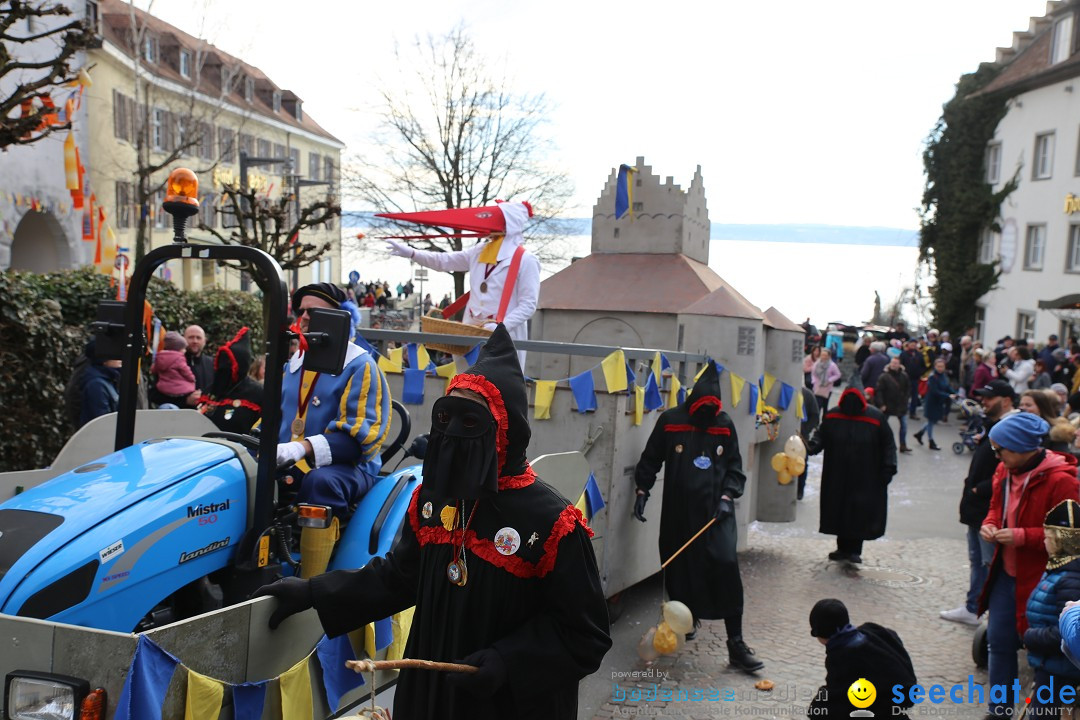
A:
[979, 413, 1080, 717]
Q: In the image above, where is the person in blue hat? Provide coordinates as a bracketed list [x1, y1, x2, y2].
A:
[979, 412, 1079, 717]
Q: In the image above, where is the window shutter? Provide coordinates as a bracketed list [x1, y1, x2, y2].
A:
[113, 90, 123, 139]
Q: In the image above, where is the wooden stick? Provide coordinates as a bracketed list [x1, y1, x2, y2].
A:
[346, 658, 478, 674]
[661, 517, 716, 569]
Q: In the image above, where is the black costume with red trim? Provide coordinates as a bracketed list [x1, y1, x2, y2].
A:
[200, 327, 263, 435]
[808, 387, 897, 541]
[308, 325, 611, 719]
[634, 362, 746, 621]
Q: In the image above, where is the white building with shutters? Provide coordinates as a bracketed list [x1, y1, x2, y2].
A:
[975, 0, 1080, 345]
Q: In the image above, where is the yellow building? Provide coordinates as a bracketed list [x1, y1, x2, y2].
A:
[85, 0, 344, 291]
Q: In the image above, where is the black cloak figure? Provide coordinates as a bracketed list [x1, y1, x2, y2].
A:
[255, 324, 611, 720]
[807, 387, 897, 563]
[633, 361, 764, 672]
[200, 327, 263, 435]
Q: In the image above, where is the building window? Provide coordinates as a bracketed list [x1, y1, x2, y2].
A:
[978, 227, 998, 264]
[239, 133, 254, 157]
[175, 117, 187, 155]
[985, 142, 1001, 184]
[256, 138, 271, 160]
[143, 35, 157, 63]
[244, 77, 255, 103]
[293, 100, 303, 122]
[112, 89, 129, 140]
[179, 50, 191, 79]
[289, 148, 300, 176]
[115, 182, 132, 229]
[631, 201, 643, 212]
[1024, 224, 1046, 270]
[309, 152, 321, 181]
[1016, 311, 1036, 342]
[151, 189, 168, 229]
[220, 66, 232, 92]
[736, 326, 756, 356]
[792, 338, 803, 364]
[201, 260, 216, 287]
[324, 157, 334, 186]
[199, 122, 213, 160]
[273, 143, 286, 163]
[1068, 224, 1080, 272]
[1051, 13, 1074, 65]
[1033, 132, 1055, 180]
[974, 307, 986, 343]
[613, 227, 619, 239]
[218, 128, 235, 162]
[151, 107, 164, 150]
[272, 91, 281, 113]
[86, 1, 101, 36]
[198, 193, 215, 229]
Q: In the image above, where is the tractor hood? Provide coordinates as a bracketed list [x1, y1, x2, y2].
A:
[0, 439, 238, 595]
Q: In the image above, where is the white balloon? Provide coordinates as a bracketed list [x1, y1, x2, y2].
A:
[785, 434, 807, 459]
[637, 626, 661, 661]
[663, 601, 694, 634]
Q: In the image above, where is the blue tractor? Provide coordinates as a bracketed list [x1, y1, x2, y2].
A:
[0, 169, 421, 633]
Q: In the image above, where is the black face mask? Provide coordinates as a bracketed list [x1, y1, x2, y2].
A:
[689, 396, 721, 427]
[421, 395, 500, 501]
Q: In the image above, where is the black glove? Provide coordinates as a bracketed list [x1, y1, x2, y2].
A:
[446, 648, 507, 698]
[251, 577, 313, 630]
[633, 491, 649, 522]
[715, 496, 734, 520]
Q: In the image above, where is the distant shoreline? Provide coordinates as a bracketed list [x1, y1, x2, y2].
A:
[342, 213, 919, 248]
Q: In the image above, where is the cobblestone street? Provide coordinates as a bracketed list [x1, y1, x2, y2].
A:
[581, 429, 1009, 719]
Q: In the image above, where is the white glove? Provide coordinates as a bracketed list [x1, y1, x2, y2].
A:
[482, 322, 498, 331]
[276, 441, 307, 467]
[386, 240, 414, 259]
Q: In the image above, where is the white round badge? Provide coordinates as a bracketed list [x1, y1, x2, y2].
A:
[422, 501, 433, 519]
[494, 527, 522, 556]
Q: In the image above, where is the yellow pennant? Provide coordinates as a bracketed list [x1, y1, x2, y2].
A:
[416, 344, 431, 370]
[795, 390, 804, 420]
[534, 380, 556, 420]
[378, 347, 403, 374]
[601, 349, 627, 393]
[667, 375, 681, 409]
[729, 373, 745, 408]
[278, 655, 314, 720]
[386, 607, 415, 661]
[184, 669, 223, 720]
[652, 351, 663, 384]
[694, 363, 708, 381]
[435, 360, 457, 393]
[762, 372, 777, 402]
[634, 385, 644, 426]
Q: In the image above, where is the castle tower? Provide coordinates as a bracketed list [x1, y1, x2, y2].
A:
[590, 156, 710, 264]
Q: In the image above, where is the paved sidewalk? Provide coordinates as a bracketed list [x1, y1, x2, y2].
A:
[581, 438, 1022, 719]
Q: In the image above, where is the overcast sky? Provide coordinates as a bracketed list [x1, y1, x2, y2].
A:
[141, 0, 1052, 229]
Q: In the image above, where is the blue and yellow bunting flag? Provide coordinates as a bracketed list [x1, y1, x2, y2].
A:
[778, 382, 795, 411]
[748, 383, 759, 416]
[231, 682, 267, 720]
[317, 634, 362, 713]
[402, 368, 425, 405]
[464, 344, 482, 366]
[797, 389, 807, 421]
[762, 372, 777, 402]
[534, 380, 556, 420]
[625, 360, 636, 389]
[278, 655, 314, 720]
[378, 346, 403, 374]
[601, 349, 628, 393]
[569, 370, 597, 413]
[667, 375, 681, 409]
[575, 472, 606, 520]
[185, 669, 223, 720]
[114, 635, 179, 720]
[634, 385, 644, 425]
[729, 373, 745, 408]
[387, 607, 415, 661]
[406, 343, 419, 369]
[643, 372, 663, 412]
[615, 164, 635, 220]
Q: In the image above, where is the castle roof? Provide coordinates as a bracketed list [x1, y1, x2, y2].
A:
[537, 253, 762, 319]
[763, 306, 804, 332]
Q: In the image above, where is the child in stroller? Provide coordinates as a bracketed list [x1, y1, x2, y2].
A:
[952, 398, 984, 454]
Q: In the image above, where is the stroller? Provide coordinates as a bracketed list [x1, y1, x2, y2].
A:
[952, 398, 985, 454]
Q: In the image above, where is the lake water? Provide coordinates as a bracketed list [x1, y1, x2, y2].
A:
[341, 235, 923, 330]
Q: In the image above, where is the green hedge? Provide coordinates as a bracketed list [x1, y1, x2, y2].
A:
[0, 267, 264, 472]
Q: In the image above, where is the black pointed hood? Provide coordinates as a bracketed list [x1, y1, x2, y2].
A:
[685, 360, 723, 419]
[212, 327, 253, 398]
[447, 324, 530, 477]
[838, 386, 867, 414]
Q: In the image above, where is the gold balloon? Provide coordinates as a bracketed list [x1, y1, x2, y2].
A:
[653, 621, 678, 655]
[637, 626, 661, 661]
[785, 434, 807, 459]
[663, 601, 694, 634]
[777, 470, 793, 485]
[786, 455, 806, 475]
[770, 452, 788, 472]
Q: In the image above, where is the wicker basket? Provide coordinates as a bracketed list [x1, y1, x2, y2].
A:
[421, 314, 492, 355]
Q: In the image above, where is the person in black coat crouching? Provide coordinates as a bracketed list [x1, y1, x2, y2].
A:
[808, 598, 917, 718]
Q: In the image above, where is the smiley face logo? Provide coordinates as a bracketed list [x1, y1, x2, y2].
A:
[847, 678, 876, 709]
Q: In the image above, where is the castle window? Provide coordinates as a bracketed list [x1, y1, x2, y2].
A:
[179, 50, 191, 79]
[1051, 13, 1074, 65]
[632, 201, 643, 212]
[613, 227, 619, 239]
[737, 326, 756, 356]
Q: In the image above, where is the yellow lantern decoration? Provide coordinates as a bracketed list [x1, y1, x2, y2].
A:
[662, 601, 694, 635]
[770, 452, 788, 473]
[652, 621, 678, 655]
